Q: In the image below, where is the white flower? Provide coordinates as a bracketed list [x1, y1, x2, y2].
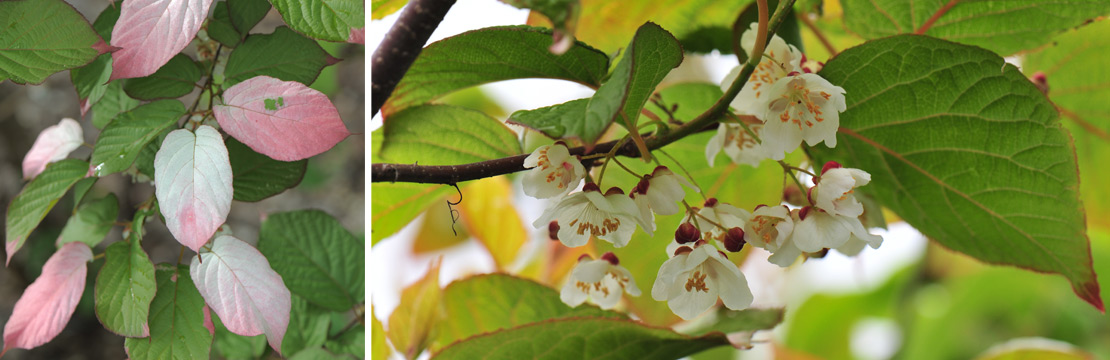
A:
[759, 73, 847, 160]
[534, 184, 651, 248]
[522, 143, 586, 199]
[706, 123, 766, 167]
[743, 205, 794, 251]
[790, 207, 882, 253]
[686, 199, 750, 243]
[652, 242, 753, 320]
[560, 253, 640, 309]
[814, 163, 871, 217]
[630, 167, 698, 232]
[721, 23, 803, 117]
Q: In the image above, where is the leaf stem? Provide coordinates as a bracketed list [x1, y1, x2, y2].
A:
[796, 12, 838, 56]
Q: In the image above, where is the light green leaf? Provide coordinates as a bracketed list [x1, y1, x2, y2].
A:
[432, 318, 732, 359]
[227, 136, 307, 202]
[976, 339, 1092, 360]
[259, 210, 364, 311]
[58, 193, 118, 248]
[382, 26, 609, 115]
[90, 100, 185, 176]
[290, 347, 357, 360]
[94, 237, 156, 337]
[1022, 20, 1110, 228]
[434, 274, 624, 351]
[91, 81, 142, 130]
[370, 182, 452, 243]
[371, 0, 406, 19]
[212, 311, 268, 360]
[814, 35, 1101, 309]
[372, 310, 389, 360]
[693, 308, 785, 335]
[0, 0, 105, 84]
[282, 296, 332, 355]
[840, 0, 1110, 55]
[123, 54, 204, 100]
[224, 26, 338, 87]
[551, 0, 750, 54]
[5, 159, 89, 264]
[511, 22, 682, 147]
[125, 264, 213, 360]
[380, 104, 522, 165]
[270, 0, 363, 42]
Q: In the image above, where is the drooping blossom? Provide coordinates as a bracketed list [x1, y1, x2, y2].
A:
[720, 23, 803, 117]
[706, 123, 766, 167]
[652, 241, 753, 320]
[522, 143, 586, 199]
[685, 198, 750, 243]
[631, 166, 698, 232]
[758, 73, 847, 160]
[813, 161, 871, 217]
[560, 253, 640, 309]
[534, 184, 650, 248]
[790, 206, 882, 254]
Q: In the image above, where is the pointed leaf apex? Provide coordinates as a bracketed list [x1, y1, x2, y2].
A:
[92, 39, 121, 55]
[325, 55, 343, 66]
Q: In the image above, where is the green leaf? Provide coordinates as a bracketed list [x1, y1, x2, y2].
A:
[0, 0, 105, 84]
[227, 136, 307, 201]
[228, 0, 271, 35]
[71, 177, 97, 211]
[382, 26, 610, 115]
[433, 318, 731, 359]
[326, 325, 365, 358]
[282, 295, 332, 355]
[380, 104, 522, 165]
[5, 159, 89, 263]
[125, 264, 213, 360]
[840, 0, 1110, 55]
[90, 100, 185, 176]
[371, 0, 406, 20]
[500, 0, 577, 43]
[91, 81, 142, 130]
[58, 193, 119, 248]
[814, 35, 1101, 309]
[290, 347, 357, 360]
[212, 311, 267, 360]
[1021, 20, 1110, 228]
[511, 22, 682, 147]
[269, 0, 364, 42]
[92, 2, 122, 41]
[209, 2, 243, 47]
[976, 341, 1092, 360]
[258, 210, 364, 311]
[555, 0, 750, 54]
[71, 54, 113, 110]
[434, 274, 624, 351]
[224, 26, 338, 87]
[135, 129, 172, 180]
[123, 54, 204, 100]
[693, 308, 785, 335]
[370, 182, 452, 243]
[371, 310, 390, 360]
[94, 238, 157, 337]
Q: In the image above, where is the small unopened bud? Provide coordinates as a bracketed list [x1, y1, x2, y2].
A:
[724, 227, 746, 252]
[583, 182, 601, 192]
[783, 183, 806, 207]
[704, 198, 718, 208]
[605, 187, 625, 196]
[675, 223, 701, 244]
[821, 161, 842, 176]
[798, 206, 813, 221]
[631, 178, 650, 195]
[673, 245, 693, 256]
[694, 239, 708, 248]
[601, 252, 619, 265]
[548, 221, 560, 240]
[1031, 71, 1049, 95]
[577, 253, 592, 262]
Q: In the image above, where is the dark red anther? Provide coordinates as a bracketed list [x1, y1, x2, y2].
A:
[675, 223, 701, 244]
[724, 227, 746, 252]
[548, 221, 560, 240]
[601, 252, 619, 265]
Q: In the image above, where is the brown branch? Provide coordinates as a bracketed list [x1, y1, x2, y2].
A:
[371, 0, 457, 117]
[915, 0, 960, 35]
[796, 12, 837, 56]
[372, 0, 797, 184]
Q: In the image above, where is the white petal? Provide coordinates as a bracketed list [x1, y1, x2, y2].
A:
[592, 275, 624, 309]
[570, 260, 610, 283]
[652, 253, 688, 301]
[706, 124, 728, 167]
[767, 240, 802, 267]
[560, 280, 589, 307]
[614, 266, 641, 297]
[707, 254, 753, 311]
[759, 109, 804, 161]
[667, 268, 719, 320]
[632, 196, 656, 233]
[522, 145, 546, 168]
[834, 236, 868, 256]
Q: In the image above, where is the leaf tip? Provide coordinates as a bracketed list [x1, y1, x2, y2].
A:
[91, 39, 120, 55]
[325, 55, 343, 66]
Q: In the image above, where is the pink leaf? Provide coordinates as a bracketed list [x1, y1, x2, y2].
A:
[348, 27, 364, 44]
[191, 235, 291, 354]
[22, 118, 83, 180]
[110, 0, 214, 79]
[214, 76, 350, 161]
[154, 125, 233, 252]
[2, 242, 92, 354]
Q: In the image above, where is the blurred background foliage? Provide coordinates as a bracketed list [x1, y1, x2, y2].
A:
[370, 0, 1110, 359]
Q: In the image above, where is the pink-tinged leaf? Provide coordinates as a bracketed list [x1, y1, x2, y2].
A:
[22, 118, 84, 180]
[154, 125, 233, 252]
[2, 242, 92, 354]
[191, 235, 291, 354]
[203, 305, 214, 336]
[110, 0, 215, 79]
[348, 27, 364, 44]
[214, 76, 350, 161]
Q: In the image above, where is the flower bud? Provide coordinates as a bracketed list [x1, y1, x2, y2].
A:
[600, 252, 619, 265]
[673, 245, 693, 256]
[577, 253, 592, 262]
[582, 182, 601, 192]
[548, 221, 560, 241]
[782, 183, 807, 207]
[806, 248, 829, 259]
[723, 227, 746, 252]
[704, 198, 718, 208]
[675, 223, 701, 244]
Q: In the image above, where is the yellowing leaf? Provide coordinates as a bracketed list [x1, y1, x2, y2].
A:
[459, 177, 526, 269]
[387, 259, 444, 359]
[412, 198, 469, 254]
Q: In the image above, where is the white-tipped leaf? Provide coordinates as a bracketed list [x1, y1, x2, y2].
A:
[2, 242, 92, 354]
[154, 125, 233, 252]
[191, 235, 291, 354]
[22, 118, 83, 180]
